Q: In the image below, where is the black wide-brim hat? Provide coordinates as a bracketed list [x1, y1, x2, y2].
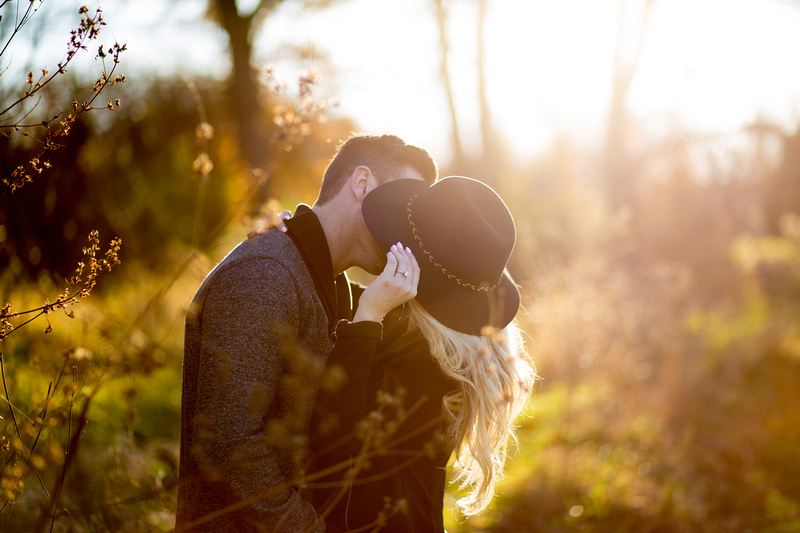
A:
[362, 176, 520, 336]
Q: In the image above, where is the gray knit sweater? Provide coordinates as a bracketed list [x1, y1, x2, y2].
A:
[177, 228, 332, 532]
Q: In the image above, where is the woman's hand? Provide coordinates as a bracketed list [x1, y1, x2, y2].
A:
[246, 210, 291, 238]
[353, 243, 420, 324]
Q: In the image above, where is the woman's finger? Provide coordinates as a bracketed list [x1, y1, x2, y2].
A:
[247, 210, 292, 237]
[404, 246, 419, 289]
[275, 210, 291, 232]
[396, 245, 413, 286]
[382, 249, 399, 279]
[402, 246, 419, 293]
[268, 211, 290, 233]
[391, 243, 409, 280]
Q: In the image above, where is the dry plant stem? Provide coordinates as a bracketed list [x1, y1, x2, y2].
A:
[53, 477, 179, 519]
[0, 53, 126, 196]
[0, 0, 41, 60]
[309, 396, 432, 465]
[0, 376, 65, 503]
[312, 453, 422, 532]
[0, 5, 127, 196]
[0, 234, 122, 341]
[7, 379, 59, 500]
[1, 306, 59, 339]
[26, 381, 53, 466]
[0, 292, 83, 339]
[65, 365, 76, 457]
[310, 397, 435, 529]
[34, 393, 92, 533]
[312, 433, 375, 526]
[0, 7, 114, 117]
[307, 416, 443, 489]
[347, 512, 404, 533]
[0, 353, 51, 500]
[188, 81, 211, 247]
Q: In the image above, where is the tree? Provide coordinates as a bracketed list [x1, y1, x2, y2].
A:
[476, 0, 495, 165]
[604, 0, 656, 209]
[433, 0, 466, 170]
[207, 0, 338, 205]
[208, 0, 279, 173]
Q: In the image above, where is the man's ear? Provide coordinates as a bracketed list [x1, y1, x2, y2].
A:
[351, 165, 375, 201]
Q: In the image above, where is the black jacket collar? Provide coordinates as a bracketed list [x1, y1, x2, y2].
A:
[284, 204, 354, 335]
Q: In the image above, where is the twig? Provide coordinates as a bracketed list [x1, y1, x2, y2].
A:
[34, 392, 92, 533]
[0, 0, 40, 60]
[0, 353, 51, 499]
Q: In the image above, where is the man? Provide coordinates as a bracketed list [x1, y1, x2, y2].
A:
[176, 134, 437, 532]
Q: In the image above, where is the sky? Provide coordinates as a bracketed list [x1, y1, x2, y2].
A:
[7, 0, 800, 166]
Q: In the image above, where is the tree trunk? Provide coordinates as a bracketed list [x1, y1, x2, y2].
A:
[604, 0, 656, 209]
[476, 0, 493, 162]
[434, 0, 466, 170]
[474, 0, 500, 186]
[213, 0, 266, 172]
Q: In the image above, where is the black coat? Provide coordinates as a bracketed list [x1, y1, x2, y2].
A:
[309, 320, 458, 533]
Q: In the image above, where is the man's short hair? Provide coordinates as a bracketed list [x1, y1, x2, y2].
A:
[315, 133, 437, 205]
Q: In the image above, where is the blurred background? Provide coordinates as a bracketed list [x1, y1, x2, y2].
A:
[2, 0, 800, 531]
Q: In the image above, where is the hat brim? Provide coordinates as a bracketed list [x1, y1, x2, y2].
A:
[362, 179, 520, 335]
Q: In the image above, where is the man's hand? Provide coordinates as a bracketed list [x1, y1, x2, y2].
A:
[246, 210, 292, 238]
[353, 243, 420, 323]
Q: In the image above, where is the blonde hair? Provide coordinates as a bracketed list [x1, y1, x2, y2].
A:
[408, 300, 536, 515]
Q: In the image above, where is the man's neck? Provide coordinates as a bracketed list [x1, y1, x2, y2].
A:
[311, 203, 349, 276]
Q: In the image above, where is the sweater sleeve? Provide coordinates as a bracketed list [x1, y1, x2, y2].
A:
[192, 258, 324, 532]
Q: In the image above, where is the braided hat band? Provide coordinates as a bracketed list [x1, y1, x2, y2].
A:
[407, 198, 500, 292]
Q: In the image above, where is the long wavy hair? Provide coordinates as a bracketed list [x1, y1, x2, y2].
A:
[408, 300, 537, 515]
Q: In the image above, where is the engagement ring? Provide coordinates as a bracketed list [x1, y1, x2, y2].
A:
[395, 270, 409, 277]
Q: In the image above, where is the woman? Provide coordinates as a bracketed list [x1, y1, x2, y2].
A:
[308, 177, 536, 532]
